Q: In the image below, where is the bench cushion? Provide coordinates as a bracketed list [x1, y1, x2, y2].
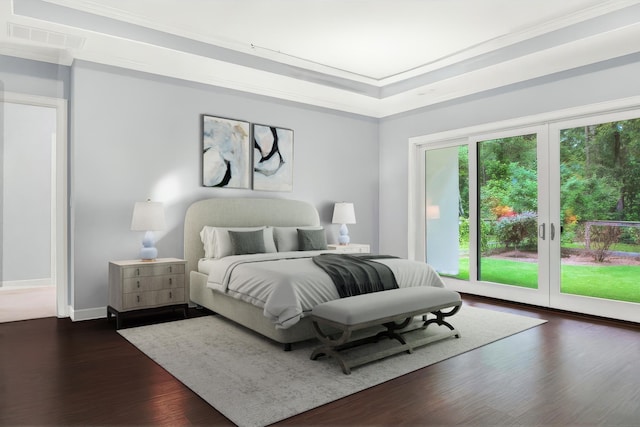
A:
[311, 287, 461, 326]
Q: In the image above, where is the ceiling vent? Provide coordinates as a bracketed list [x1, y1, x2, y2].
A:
[7, 22, 85, 49]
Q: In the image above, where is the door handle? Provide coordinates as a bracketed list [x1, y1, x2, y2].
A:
[551, 223, 556, 241]
[539, 223, 546, 240]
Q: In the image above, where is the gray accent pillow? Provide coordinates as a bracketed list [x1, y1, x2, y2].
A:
[273, 226, 322, 252]
[229, 229, 267, 255]
[297, 228, 327, 251]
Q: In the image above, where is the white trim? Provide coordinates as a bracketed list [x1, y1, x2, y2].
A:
[462, 125, 551, 306]
[552, 293, 639, 324]
[1, 279, 52, 289]
[407, 141, 420, 260]
[1, 92, 69, 318]
[409, 96, 640, 147]
[70, 306, 107, 322]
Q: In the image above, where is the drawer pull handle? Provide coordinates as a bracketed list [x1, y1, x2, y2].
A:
[169, 266, 172, 273]
[136, 268, 140, 276]
[136, 281, 140, 288]
[169, 278, 172, 285]
[169, 291, 173, 299]
[137, 295, 140, 303]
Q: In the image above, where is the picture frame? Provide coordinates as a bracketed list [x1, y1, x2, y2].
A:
[252, 124, 294, 192]
[202, 115, 251, 189]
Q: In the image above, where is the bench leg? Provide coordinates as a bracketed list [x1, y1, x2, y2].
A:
[310, 321, 354, 374]
[310, 346, 353, 374]
[423, 304, 461, 338]
[310, 317, 417, 374]
[377, 317, 413, 353]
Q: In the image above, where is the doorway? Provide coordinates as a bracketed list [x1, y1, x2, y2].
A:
[1, 93, 68, 320]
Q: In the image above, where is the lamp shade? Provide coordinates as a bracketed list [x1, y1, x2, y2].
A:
[332, 202, 356, 224]
[131, 200, 166, 231]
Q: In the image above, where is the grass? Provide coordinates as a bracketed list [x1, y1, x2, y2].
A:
[448, 257, 640, 303]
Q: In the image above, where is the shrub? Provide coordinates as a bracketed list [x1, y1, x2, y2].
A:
[589, 225, 621, 262]
[495, 211, 538, 250]
[459, 217, 469, 246]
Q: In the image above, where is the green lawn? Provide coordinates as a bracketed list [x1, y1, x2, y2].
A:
[448, 257, 640, 303]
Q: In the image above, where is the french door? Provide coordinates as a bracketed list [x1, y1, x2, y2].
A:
[549, 111, 640, 321]
[418, 113, 639, 323]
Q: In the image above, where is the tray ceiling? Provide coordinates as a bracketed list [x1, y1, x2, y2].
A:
[2, 0, 640, 117]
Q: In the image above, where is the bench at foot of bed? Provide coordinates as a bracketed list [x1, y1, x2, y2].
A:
[309, 287, 462, 374]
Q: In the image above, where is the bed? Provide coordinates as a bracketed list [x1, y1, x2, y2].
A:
[185, 197, 446, 349]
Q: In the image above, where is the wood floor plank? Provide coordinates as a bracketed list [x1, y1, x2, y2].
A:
[0, 296, 637, 426]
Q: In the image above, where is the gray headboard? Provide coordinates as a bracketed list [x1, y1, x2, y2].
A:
[183, 198, 320, 277]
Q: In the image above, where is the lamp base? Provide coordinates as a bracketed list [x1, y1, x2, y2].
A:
[139, 246, 158, 261]
[338, 224, 350, 245]
[140, 231, 158, 261]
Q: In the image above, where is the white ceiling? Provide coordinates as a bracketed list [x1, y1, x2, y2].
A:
[2, 0, 640, 117]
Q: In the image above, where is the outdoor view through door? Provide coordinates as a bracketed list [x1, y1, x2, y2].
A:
[559, 118, 640, 304]
[424, 116, 640, 320]
[477, 134, 539, 289]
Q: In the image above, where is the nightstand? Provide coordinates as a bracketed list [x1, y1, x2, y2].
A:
[327, 243, 370, 253]
[107, 258, 187, 329]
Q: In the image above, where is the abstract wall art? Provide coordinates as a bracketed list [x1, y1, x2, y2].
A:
[202, 115, 251, 188]
[252, 124, 293, 192]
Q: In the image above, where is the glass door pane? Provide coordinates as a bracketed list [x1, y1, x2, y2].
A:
[477, 134, 539, 288]
[559, 119, 640, 304]
[425, 145, 469, 280]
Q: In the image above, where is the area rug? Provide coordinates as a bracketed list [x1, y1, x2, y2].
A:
[119, 305, 546, 427]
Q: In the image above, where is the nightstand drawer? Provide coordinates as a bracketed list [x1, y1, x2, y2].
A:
[122, 263, 185, 278]
[151, 288, 185, 305]
[122, 288, 185, 310]
[122, 274, 184, 293]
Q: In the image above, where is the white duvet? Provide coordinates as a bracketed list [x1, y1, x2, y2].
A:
[202, 251, 446, 329]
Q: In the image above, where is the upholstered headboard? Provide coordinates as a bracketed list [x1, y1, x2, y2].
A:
[183, 198, 320, 278]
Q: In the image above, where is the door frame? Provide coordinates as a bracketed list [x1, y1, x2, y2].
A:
[1, 92, 68, 318]
[466, 124, 550, 307]
[548, 108, 640, 322]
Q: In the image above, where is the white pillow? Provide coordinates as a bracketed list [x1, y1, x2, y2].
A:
[200, 226, 217, 259]
[273, 226, 322, 252]
[200, 226, 277, 258]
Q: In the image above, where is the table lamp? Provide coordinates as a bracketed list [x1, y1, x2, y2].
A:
[131, 199, 166, 261]
[332, 202, 356, 245]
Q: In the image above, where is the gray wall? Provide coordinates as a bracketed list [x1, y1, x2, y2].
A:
[0, 55, 70, 99]
[70, 61, 379, 313]
[378, 53, 640, 258]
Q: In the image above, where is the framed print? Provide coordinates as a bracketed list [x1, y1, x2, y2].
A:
[202, 115, 251, 188]
[252, 124, 293, 192]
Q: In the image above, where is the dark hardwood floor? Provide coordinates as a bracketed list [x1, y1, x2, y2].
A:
[1, 295, 638, 426]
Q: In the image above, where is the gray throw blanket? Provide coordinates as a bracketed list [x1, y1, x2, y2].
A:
[312, 253, 399, 298]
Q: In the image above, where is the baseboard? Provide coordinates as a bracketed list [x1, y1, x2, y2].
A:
[1, 278, 52, 289]
[70, 306, 107, 321]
